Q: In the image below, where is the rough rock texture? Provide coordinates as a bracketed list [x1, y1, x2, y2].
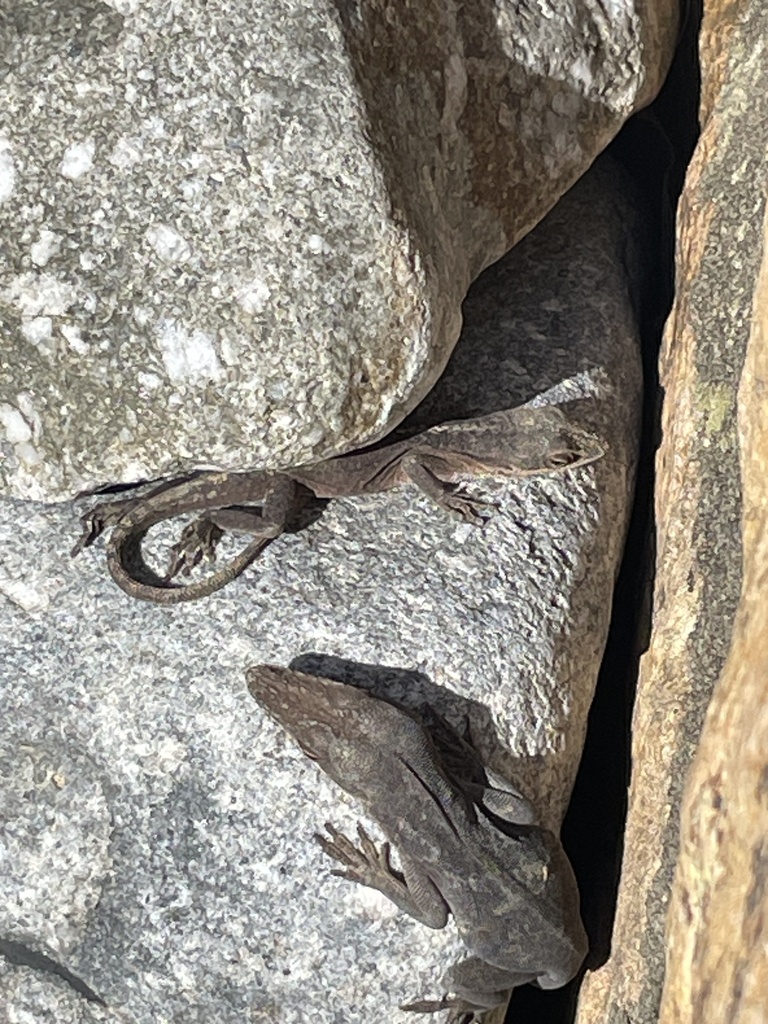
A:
[656, 11, 768, 1023]
[574, 5, 768, 1023]
[0, 156, 642, 1023]
[659, 217, 768, 1021]
[0, 0, 677, 500]
[0, 958, 112, 1024]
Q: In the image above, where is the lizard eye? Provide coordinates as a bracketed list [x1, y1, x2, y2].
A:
[293, 722, 336, 762]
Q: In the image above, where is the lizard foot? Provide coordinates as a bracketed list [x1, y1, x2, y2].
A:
[315, 822, 397, 890]
[71, 504, 128, 556]
[165, 518, 225, 579]
[441, 489, 498, 526]
[400, 995, 477, 1022]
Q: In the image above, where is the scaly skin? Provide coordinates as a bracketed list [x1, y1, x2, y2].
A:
[73, 405, 604, 603]
[246, 664, 588, 1020]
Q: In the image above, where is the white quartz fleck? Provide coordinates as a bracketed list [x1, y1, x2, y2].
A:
[2, 272, 77, 318]
[155, 319, 223, 383]
[59, 140, 96, 179]
[137, 371, 164, 391]
[234, 276, 271, 313]
[307, 234, 328, 254]
[109, 137, 144, 168]
[30, 230, 63, 268]
[60, 323, 89, 355]
[20, 317, 53, 346]
[145, 224, 193, 264]
[0, 404, 32, 444]
[13, 442, 42, 466]
[0, 136, 15, 203]
[105, 0, 140, 14]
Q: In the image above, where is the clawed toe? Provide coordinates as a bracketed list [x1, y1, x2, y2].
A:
[444, 491, 497, 525]
[71, 514, 105, 556]
[71, 507, 121, 556]
[314, 822, 392, 886]
[165, 519, 224, 579]
[400, 995, 476, 1022]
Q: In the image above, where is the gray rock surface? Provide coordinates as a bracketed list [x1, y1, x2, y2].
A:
[0, 155, 643, 1022]
[0, 0, 676, 499]
[0, 959, 113, 1024]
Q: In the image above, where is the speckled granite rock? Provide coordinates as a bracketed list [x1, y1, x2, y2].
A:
[0, 155, 642, 1023]
[574, 5, 768, 1023]
[0, 957, 111, 1024]
[0, 0, 676, 500]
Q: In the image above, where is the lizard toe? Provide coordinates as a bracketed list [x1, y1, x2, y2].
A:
[166, 518, 224, 579]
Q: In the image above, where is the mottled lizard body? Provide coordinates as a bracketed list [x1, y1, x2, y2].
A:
[73, 405, 603, 603]
[246, 664, 588, 1020]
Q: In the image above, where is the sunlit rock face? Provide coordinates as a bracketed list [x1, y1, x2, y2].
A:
[0, 0, 677, 499]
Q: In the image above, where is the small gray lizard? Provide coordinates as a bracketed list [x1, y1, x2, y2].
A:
[73, 405, 603, 604]
[246, 664, 588, 1021]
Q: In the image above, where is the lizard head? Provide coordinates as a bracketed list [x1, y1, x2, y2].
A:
[429, 406, 605, 476]
[246, 664, 414, 795]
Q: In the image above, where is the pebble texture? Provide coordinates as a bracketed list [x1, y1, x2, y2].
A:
[575, 7, 768, 1023]
[0, 0, 676, 499]
[0, 156, 642, 1023]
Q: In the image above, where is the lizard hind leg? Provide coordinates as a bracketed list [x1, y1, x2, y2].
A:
[71, 475, 194, 557]
[103, 473, 298, 602]
[165, 517, 224, 579]
[443, 956, 536, 1013]
[163, 505, 278, 581]
[400, 993, 478, 1022]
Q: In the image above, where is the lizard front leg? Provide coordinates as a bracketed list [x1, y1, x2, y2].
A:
[399, 453, 495, 525]
[412, 706, 539, 827]
[315, 822, 449, 929]
[397, 406, 604, 523]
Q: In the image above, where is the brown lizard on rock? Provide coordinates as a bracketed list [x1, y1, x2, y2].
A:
[73, 405, 603, 604]
[246, 664, 588, 1022]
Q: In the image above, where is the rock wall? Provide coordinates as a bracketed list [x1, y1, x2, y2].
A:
[574, 2, 768, 1020]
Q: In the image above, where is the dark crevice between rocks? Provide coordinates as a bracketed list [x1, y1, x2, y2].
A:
[505, 3, 703, 1023]
[0, 937, 106, 1007]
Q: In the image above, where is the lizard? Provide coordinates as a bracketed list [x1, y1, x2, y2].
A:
[72, 404, 604, 604]
[245, 663, 588, 1021]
